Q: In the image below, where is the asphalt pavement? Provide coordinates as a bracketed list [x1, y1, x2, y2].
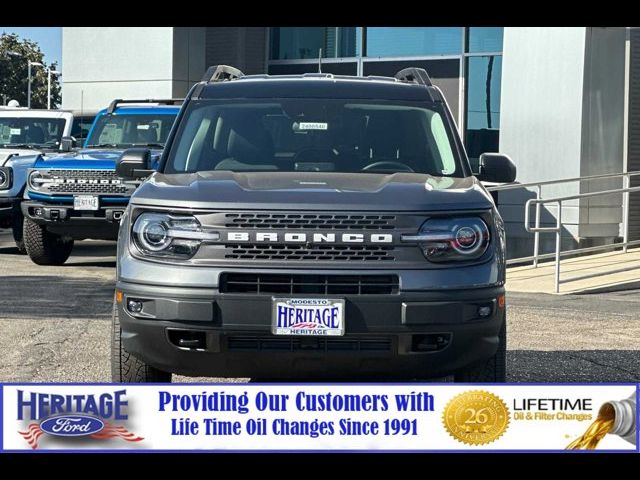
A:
[1, 227, 639, 383]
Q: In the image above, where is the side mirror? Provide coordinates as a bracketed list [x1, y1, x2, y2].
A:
[477, 153, 517, 183]
[60, 136, 77, 152]
[116, 148, 153, 179]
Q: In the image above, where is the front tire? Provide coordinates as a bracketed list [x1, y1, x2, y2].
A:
[454, 314, 507, 383]
[111, 300, 172, 383]
[23, 218, 74, 265]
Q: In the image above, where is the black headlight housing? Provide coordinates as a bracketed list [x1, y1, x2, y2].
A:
[131, 211, 220, 260]
[0, 167, 12, 190]
[402, 216, 491, 263]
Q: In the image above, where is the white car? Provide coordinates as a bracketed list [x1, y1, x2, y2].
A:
[0, 109, 79, 252]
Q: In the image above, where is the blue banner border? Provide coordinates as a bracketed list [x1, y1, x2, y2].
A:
[0, 382, 637, 454]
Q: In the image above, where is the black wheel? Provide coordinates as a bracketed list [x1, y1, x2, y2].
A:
[12, 206, 25, 254]
[23, 218, 74, 265]
[454, 314, 506, 383]
[111, 300, 172, 383]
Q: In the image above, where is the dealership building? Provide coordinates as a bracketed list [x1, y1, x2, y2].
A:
[61, 27, 640, 258]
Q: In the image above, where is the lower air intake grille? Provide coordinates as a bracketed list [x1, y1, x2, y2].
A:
[220, 273, 399, 295]
[224, 243, 395, 261]
[227, 336, 393, 352]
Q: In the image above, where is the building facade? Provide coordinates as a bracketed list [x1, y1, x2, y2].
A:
[61, 27, 639, 258]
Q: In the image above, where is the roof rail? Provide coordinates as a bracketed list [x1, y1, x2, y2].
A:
[301, 72, 334, 79]
[201, 65, 245, 83]
[394, 68, 433, 87]
[107, 98, 183, 114]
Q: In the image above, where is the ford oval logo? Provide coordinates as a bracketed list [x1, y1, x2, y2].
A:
[40, 414, 105, 437]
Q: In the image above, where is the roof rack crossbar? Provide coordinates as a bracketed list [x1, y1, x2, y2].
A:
[107, 98, 183, 114]
[394, 68, 433, 87]
[201, 65, 245, 83]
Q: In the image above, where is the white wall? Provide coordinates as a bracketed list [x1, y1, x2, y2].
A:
[579, 27, 626, 238]
[61, 27, 205, 111]
[498, 28, 588, 255]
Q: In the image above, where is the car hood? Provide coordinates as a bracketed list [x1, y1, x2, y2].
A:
[132, 171, 494, 212]
[32, 149, 162, 170]
[0, 148, 43, 166]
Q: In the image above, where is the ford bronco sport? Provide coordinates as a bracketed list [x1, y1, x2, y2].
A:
[112, 66, 516, 382]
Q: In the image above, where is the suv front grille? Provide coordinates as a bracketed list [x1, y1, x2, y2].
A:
[224, 213, 396, 230]
[220, 273, 400, 295]
[227, 336, 393, 352]
[44, 169, 129, 195]
[225, 243, 395, 261]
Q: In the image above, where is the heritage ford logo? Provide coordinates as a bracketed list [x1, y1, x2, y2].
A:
[227, 232, 393, 244]
[40, 414, 105, 436]
[16, 389, 143, 449]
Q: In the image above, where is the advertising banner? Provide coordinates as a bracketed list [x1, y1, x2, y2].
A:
[1, 384, 637, 452]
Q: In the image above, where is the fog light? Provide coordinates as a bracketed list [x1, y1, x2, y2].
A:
[35, 208, 43, 216]
[127, 299, 143, 314]
[478, 306, 492, 318]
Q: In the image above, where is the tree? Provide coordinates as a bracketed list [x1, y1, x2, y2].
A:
[0, 33, 61, 109]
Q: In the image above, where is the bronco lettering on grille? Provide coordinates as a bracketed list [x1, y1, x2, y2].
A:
[51, 178, 122, 185]
[226, 232, 393, 243]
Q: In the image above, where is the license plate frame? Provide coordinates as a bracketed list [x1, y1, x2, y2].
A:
[271, 298, 345, 336]
[73, 195, 99, 211]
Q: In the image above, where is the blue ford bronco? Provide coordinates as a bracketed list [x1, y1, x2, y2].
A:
[21, 99, 181, 265]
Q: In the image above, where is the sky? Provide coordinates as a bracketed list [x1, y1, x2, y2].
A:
[0, 27, 62, 68]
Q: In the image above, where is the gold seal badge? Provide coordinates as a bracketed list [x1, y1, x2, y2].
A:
[443, 390, 510, 445]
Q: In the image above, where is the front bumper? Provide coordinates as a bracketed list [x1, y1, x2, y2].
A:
[0, 196, 20, 225]
[117, 281, 505, 379]
[22, 200, 126, 240]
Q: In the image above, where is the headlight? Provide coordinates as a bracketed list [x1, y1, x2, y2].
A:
[132, 212, 219, 259]
[0, 167, 11, 190]
[28, 170, 49, 190]
[401, 216, 490, 262]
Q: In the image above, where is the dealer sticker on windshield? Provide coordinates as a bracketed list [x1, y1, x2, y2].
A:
[272, 298, 345, 336]
[297, 122, 328, 131]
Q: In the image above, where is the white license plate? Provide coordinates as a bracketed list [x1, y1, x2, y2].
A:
[272, 298, 345, 336]
[73, 195, 99, 211]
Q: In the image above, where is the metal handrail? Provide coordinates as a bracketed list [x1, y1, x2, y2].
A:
[487, 171, 640, 293]
[485, 170, 640, 192]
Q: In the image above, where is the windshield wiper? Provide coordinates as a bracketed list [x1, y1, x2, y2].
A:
[131, 143, 165, 149]
[2, 143, 39, 149]
[85, 143, 121, 149]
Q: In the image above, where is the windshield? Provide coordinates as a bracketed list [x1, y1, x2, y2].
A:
[86, 113, 177, 148]
[0, 117, 66, 149]
[164, 99, 463, 176]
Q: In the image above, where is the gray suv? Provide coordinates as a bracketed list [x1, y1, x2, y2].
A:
[111, 65, 517, 383]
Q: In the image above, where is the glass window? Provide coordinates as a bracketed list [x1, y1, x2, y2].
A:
[366, 27, 463, 57]
[71, 115, 96, 145]
[465, 55, 502, 171]
[86, 113, 177, 148]
[165, 99, 464, 178]
[270, 27, 360, 60]
[467, 27, 503, 53]
[0, 117, 66, 149]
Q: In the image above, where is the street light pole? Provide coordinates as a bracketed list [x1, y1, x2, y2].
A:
[27, 61, 43, 109]
[27, 61, 31, 109]
[47, 69, 61, 110]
